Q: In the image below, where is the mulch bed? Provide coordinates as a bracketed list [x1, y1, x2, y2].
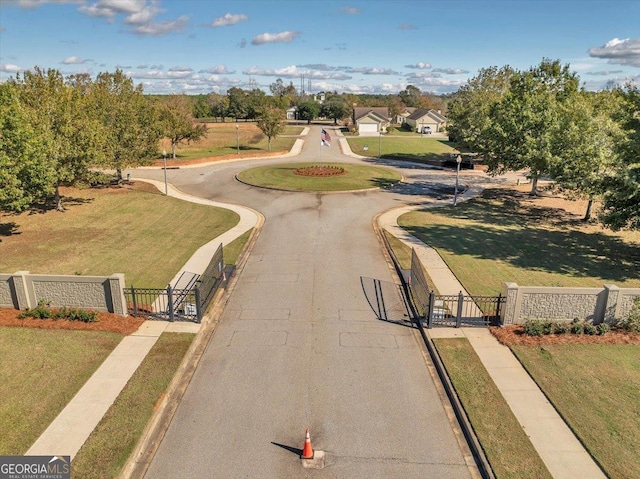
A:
[491, 325, 640, 346]
[0, 309, 145, 335]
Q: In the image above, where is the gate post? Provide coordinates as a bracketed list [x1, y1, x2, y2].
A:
[456, 291, 464, 328]
[427, 291, 435, 329]
[195, 287, 202, 323]
[495, 293, 503, 326]
[130, 285, 138, 316]
[167, 285, 174, 322]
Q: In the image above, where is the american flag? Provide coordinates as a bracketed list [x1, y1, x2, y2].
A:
[321, 128, 331, 146]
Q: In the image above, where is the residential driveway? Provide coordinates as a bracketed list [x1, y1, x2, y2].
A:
[132, 126, 490, 478]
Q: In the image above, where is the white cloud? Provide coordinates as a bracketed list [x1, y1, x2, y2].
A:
[586, 70, 624, 76]
[405, 62, 431, 69]
[5, 0, 82, 8]
[62, 56, 92, 64]
[199, 65, 235, 74]
[123, 1, 161, 25]
[211, 12, 248, 27]
[588, 37, 640, 68]
[344, 67, 399, 75]
[243, 65, 351, 80]
[342, 7, 361, 14]
[251, 31, 300, 45]
[0, 63, 23, 72]
[297, 64, 337, 71]
[432, 67, 469, 74]
[131, 15, 188, 35]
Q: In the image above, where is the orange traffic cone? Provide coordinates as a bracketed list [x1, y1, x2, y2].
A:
[301, 428, 314, 459]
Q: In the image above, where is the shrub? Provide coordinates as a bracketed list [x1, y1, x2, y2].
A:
[523, 319, 545, 336]
[550, 321, 571, 334]
[583, 322, 597, 335]
[596, 323, 610, 335]
[570, 318, 584, 335]
[18, 300, 52, 319]
[617, 297, 640, 333]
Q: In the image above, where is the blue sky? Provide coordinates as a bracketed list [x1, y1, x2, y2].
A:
[0, 0, 639, 95]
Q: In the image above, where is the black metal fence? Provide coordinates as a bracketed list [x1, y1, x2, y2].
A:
[425, 291, 504, 328]
[409, 247, 504, 328]
[124, 243, 225, 323]
[124, 285, 202, 322]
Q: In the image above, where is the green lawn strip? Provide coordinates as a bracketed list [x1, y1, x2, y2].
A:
[0, 185, 240, 288]
[397, 192, 640, 296]
[0, 328, 123, 455]
[223, 228, 253, 265]
[166, 124, 300, 160]
[346, 136, 458, 161]
[511, 344, 640, 479]
[237, 162, 402, 191]
[433, 338, 553, 479]
[382, 230, 412, 270]
[71, 332, 195, 479]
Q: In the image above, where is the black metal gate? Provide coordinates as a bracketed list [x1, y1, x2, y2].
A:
[124, 243, 226, 323]
[408, 247, 504, 328]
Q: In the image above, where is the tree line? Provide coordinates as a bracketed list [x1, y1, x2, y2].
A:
[0, 68, 207, 212]
[446, 59, 639, 230]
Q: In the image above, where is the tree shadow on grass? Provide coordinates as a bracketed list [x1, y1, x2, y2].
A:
[0, 222, 19, 241]
[403, 192, 640, 283]
[27, 196, 94, 215]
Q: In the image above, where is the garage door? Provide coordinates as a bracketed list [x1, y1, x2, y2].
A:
[359, 123, 378, 133]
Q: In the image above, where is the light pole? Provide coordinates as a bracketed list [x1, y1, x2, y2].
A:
[235, 124, 239, 154]
[453, 155, 462, 206]
[162, 149, 168, 196]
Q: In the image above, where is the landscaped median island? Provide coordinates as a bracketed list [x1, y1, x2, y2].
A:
[236, 162, 402, 192]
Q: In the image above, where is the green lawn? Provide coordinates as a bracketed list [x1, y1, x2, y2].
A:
[346, 136, 458, 161]
[511, 344, 640, 479]
[0, 328, 123, 455]
[0, 183, 241, 288]
[72, 332, 194, 479]
[398, 188, 640, 296]
[237, 162, 402, 191]
[162, 123, 302, 160]
[433, 338, 553, 479]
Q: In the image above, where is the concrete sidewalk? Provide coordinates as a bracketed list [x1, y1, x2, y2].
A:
[377, 208, 606, 479]
[26, 180, 263, 460]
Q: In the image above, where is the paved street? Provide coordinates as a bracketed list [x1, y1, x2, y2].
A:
[135, 126, 482, 478]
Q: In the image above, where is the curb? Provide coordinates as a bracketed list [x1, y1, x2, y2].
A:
[119, 220, 264, 479]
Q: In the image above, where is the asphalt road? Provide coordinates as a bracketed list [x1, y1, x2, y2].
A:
[134, 126, 483, 478]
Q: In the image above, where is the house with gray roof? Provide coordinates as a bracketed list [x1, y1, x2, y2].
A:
[352, 107, 390, 134]
[405, 109, 447, 133]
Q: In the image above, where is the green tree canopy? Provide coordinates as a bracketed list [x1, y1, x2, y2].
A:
[159, 95, 207, 158]
[256, 107, 285, 150]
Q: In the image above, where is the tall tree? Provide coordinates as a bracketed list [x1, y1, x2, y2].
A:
[246, 88, 267, 120]
[600, 85, 640, 230]
[399, 85, 422, 107]
[485, 59, 580, 194]
[0, 82, 56, 212]
[14, 67, 104, 210]
[207, 93, 229, 122]
[256, 107, 285, 151]
[92, 70, 162, 182]
[226, 87, 249, 121]
[160, 95, 207, 158]
[447, 65, 514, 149]
[550, 91, 622, 220]
[321, 95, 351, 125]
[297, 100, 321, 124]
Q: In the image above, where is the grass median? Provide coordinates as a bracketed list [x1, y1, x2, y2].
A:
[71, 332, 195, 478]
[237, 162, 402, 191]
[0, 328, 123, 455]
[511, 344, 640, 479]
[346, 136, 458, 162]
[433, 338, 553, 479]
